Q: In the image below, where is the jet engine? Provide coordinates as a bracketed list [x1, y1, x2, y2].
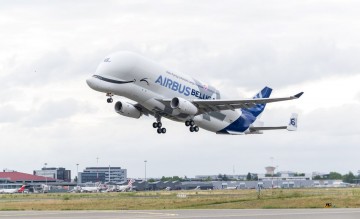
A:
[170, 97, 198, 115]
[114, 101, 142, 119]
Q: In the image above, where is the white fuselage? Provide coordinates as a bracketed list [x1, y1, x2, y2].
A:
[0, 188, 18, 194]
[86, 52, 245, 133]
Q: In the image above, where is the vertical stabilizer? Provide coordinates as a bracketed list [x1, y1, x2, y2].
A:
[244, 86, 272, 118]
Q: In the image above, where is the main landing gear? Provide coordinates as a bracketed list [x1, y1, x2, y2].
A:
[152, 117, 166, 134]
[185, 119, 199, 132]
[106, 93, 113, 103]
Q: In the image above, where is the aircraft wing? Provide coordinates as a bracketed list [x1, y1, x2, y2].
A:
[192, 92, 303, 113]
[159, 92, 303, 114]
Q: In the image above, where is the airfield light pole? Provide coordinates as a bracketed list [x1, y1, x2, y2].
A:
[108, 165, 111, 183]
[43, 163, 47, 194]
[96, 157, 99, 182]
[44, 163, 47, 186]
[76, 164, 79, 185]
[144, 160, 147, 190]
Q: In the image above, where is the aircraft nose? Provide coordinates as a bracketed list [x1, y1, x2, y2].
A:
[86, 77, 96, 89]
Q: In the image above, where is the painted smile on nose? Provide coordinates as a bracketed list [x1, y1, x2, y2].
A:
[92, 75, 136, 84]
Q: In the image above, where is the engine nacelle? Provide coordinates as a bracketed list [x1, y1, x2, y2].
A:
[114, 101, 142, 119]
[170, 97, 198, 115]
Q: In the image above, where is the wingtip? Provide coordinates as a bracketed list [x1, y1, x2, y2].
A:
[294, 92, 304, 98]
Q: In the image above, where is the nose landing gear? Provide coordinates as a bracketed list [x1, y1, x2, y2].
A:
[185, 119, 199, 132]
[106, 93, 113, 103]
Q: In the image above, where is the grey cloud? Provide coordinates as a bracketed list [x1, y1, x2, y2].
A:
[146, 40, 360, 89]
[264, 103, 360, 137]
[301, 104, 360, 136]
[22, 98, 96, 127]
[0, 105, 26, 123]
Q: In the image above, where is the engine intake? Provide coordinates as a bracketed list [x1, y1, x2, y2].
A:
[170, 97, 198, 115]
[114, 101, 142, 119]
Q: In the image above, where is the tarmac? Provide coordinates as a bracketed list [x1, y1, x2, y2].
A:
[1, 209, 360, 219]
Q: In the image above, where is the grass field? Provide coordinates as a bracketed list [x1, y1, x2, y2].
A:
[1, 188, 360, 210]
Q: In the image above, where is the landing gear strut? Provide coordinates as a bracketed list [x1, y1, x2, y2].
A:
[106, 93, 113, 103]
[152, 116, 166, 134]
[185, 119, 199, 132]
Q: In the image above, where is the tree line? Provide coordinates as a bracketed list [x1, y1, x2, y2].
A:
[146, 171, 359, 183]
[313, 171, 358, 183]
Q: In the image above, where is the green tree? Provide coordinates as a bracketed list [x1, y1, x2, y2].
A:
[328, 172, 342, 180]
[172, 176, 181, 181]
[313, 175, 322, 180]
[246, 172, 251, 181]
[147, 178, 155, 182]
[343, 171, 356, 183]
[217, 174, 222, 180]
[161, 176, 170, 181]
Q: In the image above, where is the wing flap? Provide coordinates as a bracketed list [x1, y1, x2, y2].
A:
[134, 103, 152, 116]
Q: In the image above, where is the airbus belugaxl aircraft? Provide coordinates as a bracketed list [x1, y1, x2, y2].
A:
[86, 51, 303, 135]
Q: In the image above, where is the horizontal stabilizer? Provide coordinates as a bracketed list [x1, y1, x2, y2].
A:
[287, 113, 298, 131]
[250, 126, 287, 131]
[249, 113, 298, 133]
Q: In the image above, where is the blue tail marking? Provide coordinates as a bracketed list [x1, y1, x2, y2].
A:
[218, 87, 272, 134]
[244, 86, 272, 117]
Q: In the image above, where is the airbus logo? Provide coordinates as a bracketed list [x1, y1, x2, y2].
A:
[155, 75, 211, 99]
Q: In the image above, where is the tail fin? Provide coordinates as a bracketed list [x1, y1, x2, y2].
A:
[244, 86, 272, 117]
[18, 185, 26, 193]
[128, 179, 135, 187]
[287, 113, 298, 131]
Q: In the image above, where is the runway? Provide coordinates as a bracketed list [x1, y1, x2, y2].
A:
[1, 209, 360, 219]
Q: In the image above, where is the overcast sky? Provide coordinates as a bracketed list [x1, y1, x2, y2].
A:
[1, 0, 359, 179]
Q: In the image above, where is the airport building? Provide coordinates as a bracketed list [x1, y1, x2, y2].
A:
[0, 170, 57, 184]
[258, 172, 312, 182]
[78, 167, 127, 183]
[33, 167, 71, 182]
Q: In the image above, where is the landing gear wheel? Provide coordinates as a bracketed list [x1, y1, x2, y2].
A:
[157, 122, 162, 128]
[152, 122, 158, 128]
[190, 120, 195, 126]
[185, 121, 190, 126]
[194, 126, 199, 132]
[161, 128, 166, 134]
[157, 128, 162, 134]
[189, 126, 194, 132]
[106, 93, 114, 103]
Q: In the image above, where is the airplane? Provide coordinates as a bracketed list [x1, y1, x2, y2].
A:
[225, 186, 238, 190]
[86, 51, 303, 135]
[80, 182, 103, 193]
[117, 179, 135, 192]
[0, 185, 26, 194]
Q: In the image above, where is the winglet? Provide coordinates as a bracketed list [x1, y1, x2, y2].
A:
[294, 92, 304, 98]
